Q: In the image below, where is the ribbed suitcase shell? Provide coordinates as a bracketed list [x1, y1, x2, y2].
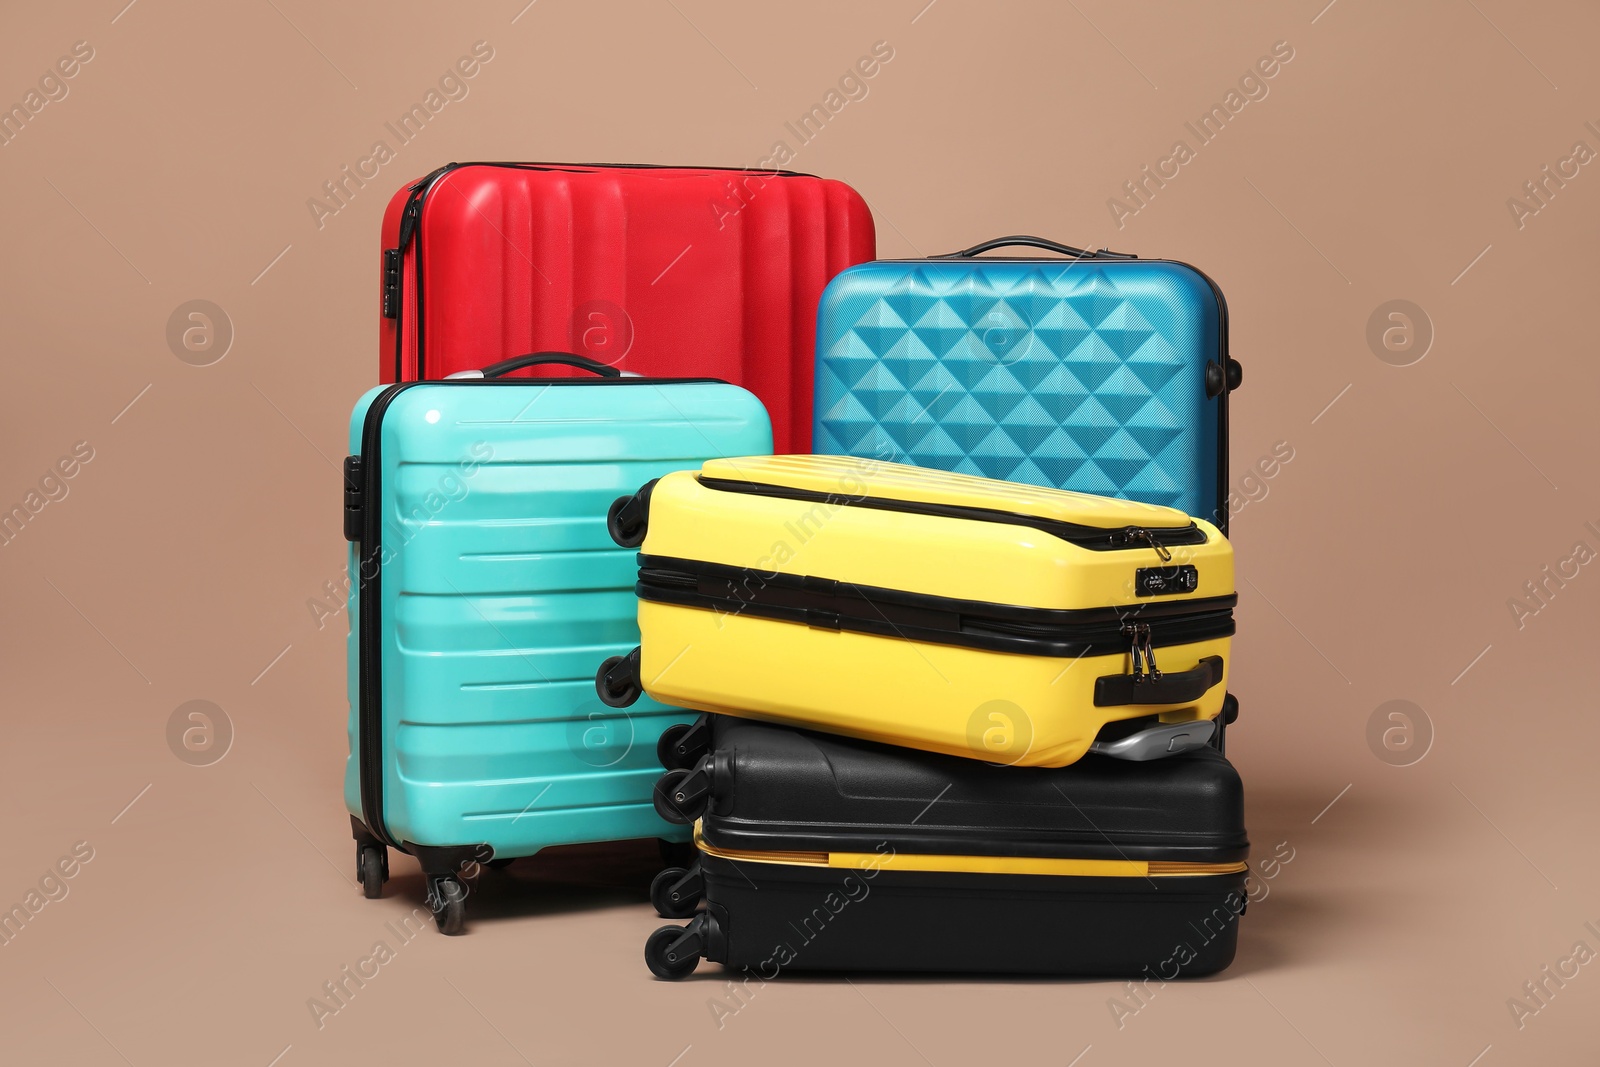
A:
[345, 379, 771, 858]
[379, 162, 875, 454]
[654, 718, 1249, 977]
[621, 456, 1235, 768]
[814, 252, 1232, 525]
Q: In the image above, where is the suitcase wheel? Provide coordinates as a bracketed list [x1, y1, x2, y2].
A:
[656, 716, 712, 771]
[595, 650, 643, 708]
[653, 767, 710, 825]
[356, 843, 388, 900]
[427, 874, 467, 936]
[606, 483, 654, 548]
[651, 862, 704, 919]
[645, 923, 702, 980]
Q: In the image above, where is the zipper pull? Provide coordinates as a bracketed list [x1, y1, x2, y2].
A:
[397, 195, 423, 251]
[1124, 624, 1147, 682]
[1123, 623, 1161, 682]
[1142, 624, 1161, 680]
[1122, 526, 1173, 562]
[397, 163, 456, 250]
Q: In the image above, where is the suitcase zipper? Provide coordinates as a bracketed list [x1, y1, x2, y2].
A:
[637, 555, 1233, 659]
[354, 382, 417, 847]
[1117, 527, 1172, 562]
[697, 476, 1208, 555]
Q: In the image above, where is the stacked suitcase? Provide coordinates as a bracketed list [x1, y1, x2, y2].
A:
[342, 163, 1250, 979]
[346, 164, 871, 924]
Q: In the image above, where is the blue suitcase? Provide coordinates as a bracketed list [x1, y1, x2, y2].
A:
[814, 236, 1242, 530]
[343, 353, 771, 933]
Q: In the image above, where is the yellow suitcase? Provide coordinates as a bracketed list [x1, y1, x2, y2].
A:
[595, 456, 1235, 768]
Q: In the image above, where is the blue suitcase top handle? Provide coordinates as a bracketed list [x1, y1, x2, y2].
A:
[935, 235, 1139, 261]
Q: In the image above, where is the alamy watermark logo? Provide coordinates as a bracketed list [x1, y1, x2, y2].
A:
[306, 42, 495, 231]
[965, 699, 1034, 765]
[705, 844, 895, 1028]
[1506, 521, 1600, 631]
[711, 40, 895, 229]
[0, 841, 95, 947]
[1108, 41, 1296, 229]
[565, 703, 634, 768]
[1506, 921, 1600, 1030]
[569, 299, 634, 365]
[1506, 122, 1600, 231]
[0, 440, 95, 549]
[1212, 440, 1295, 527]
[166, 700, 234, 767]
[0, 40, 94, 149]
[166, 300, 233, 366]
[1366, 300, 1432, 367]
[1366, 699, 1432, 767]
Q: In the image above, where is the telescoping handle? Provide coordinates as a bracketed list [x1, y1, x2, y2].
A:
[938, 235, 1137, 260]
[445, 351, 626, 379]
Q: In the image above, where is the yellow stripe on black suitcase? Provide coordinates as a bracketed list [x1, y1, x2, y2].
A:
[596, 456, 1235, 768]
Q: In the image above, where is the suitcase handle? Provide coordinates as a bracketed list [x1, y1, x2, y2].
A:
[1093, 655, 1224, 707]
[940, 235, 1137, 260]
[450, 352, 624, 379]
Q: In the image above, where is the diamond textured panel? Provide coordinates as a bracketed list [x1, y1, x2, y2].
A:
[815, 260, 1223, 520]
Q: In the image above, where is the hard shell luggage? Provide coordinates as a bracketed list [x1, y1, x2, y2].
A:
[644, 716, 1250, 979]
[597, 455, 1235, 769]
[343, 353, 772, 933]
[379, 162, 876, 454]
[813, 236, 1242, 529]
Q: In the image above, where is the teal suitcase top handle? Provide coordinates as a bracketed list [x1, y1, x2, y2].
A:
[446, 351, 628, 379]
[936, 234, 1138, 261]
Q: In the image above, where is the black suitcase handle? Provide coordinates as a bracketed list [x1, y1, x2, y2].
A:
[476, 352, 622, 378]
[1093, 656, 1224, 708]
[939, 235, 1137, 260]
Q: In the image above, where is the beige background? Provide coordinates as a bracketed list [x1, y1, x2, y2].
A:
[2, 1, 1597, 1063]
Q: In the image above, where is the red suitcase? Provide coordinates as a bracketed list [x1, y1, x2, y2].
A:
[378, 162, 875, 454]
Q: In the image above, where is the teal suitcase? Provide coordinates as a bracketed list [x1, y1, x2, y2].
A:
[343, 353, 772, 933]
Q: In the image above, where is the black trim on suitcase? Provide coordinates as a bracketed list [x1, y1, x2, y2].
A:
[352, 375, 728, 849]
[694, 476, 1210, 553]
[636, 554, 1235, 659]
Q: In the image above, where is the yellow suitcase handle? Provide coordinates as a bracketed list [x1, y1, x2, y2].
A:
[1094, 655, 1224, 708]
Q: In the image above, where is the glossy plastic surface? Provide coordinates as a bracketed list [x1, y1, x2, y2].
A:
[642, 461, 1234, 611]
[380, 163, 876, 454]
[633, 458, 1234, 767]
[345, 380, 772, 853]
[696, 717, 1248, 860]
[683, 722, 1248, 977]
[815, 259, 1225, 520]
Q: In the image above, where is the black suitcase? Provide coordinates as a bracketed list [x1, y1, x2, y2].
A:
[645, 716, 1250, 979]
